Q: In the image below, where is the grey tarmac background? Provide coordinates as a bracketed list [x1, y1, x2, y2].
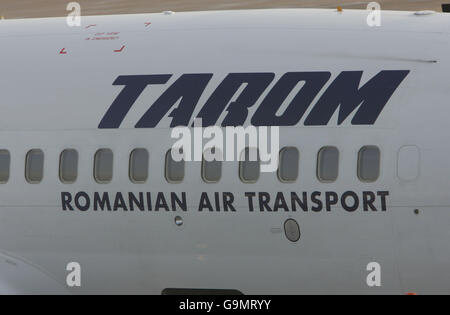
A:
[0, 0, 446, 19]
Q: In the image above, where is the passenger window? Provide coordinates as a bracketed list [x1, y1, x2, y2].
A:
[26, 149, 44, 184]
[239, 147, 260, 183]
[129, 148, 149, 183]
[59, 149, 78, 183]
[165, 149, 185, 183]
[0, 150, 10, 183]
[202, 148, 222, 183]
[358, 146, 380, 182]
[317, 146, 339, 182]
[278, 147, 299, 183]
[94, 149, 113, 183]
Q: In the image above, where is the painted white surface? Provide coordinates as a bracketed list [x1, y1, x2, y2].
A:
[0, 9, 448, 294]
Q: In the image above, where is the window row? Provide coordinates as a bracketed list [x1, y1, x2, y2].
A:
[0, 146, 380, 184]
[199, 146, 380, 184]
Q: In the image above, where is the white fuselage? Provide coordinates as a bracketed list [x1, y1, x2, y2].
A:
[0, 9, 449, 294]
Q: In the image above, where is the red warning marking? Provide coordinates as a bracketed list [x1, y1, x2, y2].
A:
[85, 24, 97, 29]
[145, 22, 152, 27]
[59, 48, 67, 55]
[114, 45, 125, 53]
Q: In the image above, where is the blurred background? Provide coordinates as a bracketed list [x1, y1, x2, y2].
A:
[0, 0, 445, 19]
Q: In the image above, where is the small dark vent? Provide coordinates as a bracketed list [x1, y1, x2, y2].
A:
[442, 4, 450, 12]
[162, 288, 244, 295]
